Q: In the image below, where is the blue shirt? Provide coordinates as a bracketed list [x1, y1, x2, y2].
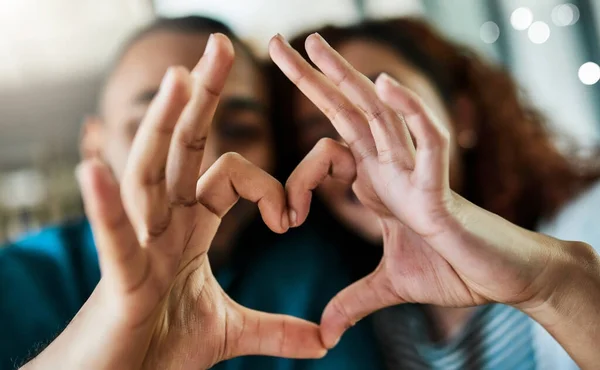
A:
[0, 220, 382, 370]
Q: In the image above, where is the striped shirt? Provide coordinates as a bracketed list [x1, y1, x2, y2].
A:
[373, 304, 537, 370]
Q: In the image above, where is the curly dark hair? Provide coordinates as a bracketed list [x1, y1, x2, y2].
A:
[271, 17, 600, 230]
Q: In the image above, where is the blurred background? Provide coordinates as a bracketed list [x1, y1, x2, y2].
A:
[1, 0, 599, 242]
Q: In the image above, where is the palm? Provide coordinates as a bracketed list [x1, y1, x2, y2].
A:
[381, 222, 477, 304]
[144, 260, 228, 370]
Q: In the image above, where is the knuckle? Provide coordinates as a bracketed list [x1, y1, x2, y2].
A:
[278, 319, 287, 355]
[364, 104, 388, 125]
[377, 148, 401, 165]
[179, 131, 207, 152]
[290, 66, 308, 86]
[168, 192, 197, 208]
[376, 148, 413, 169]
[332, 68, 350, 87]
[325, 101, 360, 125]
[218, 152, 244, 166]
[140, 209, 172, 246]
[315, 137, 339, 153]
[331, 298, 355, 328]
[196, 192, 222, 216]
[139, 166, 166, 187]
[106, 208, 131, 231]
[200, 81, 221, 98]
[350, 141, 377, 165]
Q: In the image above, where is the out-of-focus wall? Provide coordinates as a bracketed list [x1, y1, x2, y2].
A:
[0, 0, 153, 242]
[154, 0, 423, 54]
[425, 0, 600, 146]
[0, 0, 153, 170]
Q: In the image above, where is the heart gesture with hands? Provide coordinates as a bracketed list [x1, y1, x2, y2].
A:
[269, 33, 593, 355]
[23, 32, 600, 370]
[24, 33, 326, 370]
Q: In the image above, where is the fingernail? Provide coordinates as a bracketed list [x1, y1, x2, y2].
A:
[203, 33, 216, 56]
[281, 211, 290, 231]
[276, 33, 291, 46]
[377, 72, 398, 86]
[312, 32, 329, 46]
[288, 209, 297, 227]
[317, 348, 328, 358]
[330, 336, 341, 349]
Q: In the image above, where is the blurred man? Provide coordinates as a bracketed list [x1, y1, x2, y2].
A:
[0, 16, 276, 367]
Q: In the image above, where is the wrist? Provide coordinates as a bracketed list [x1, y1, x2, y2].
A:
[520, 240, 600, 321]
[518, 240, 600, 367]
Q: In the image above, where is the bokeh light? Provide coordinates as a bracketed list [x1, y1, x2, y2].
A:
[510, 7, 533, 31]
[579, 62, 600, 85]
[480, 21, 500, 44]
[528, 21, 550, 44]
[552, 4, 580, 27]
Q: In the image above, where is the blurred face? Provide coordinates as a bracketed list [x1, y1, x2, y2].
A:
[84, 30, 273, 261]
[293, 38, 462, 243]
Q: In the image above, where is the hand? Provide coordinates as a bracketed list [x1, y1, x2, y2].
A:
[270, 33, 591, 349]
[24, 34, 325, 370]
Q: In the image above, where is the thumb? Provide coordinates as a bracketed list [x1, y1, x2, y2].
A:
[320, 265, 402, 348]
[224, 300, 327, 360]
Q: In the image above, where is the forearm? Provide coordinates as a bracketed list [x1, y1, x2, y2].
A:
[445, 194, 600, 367]
[437, 196, 600, 368]
[21, 281, 155, 370]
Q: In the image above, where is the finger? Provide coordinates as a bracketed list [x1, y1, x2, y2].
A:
[286, 138, 356, 227]
[305, 33, 415, 169]
[196, 152, 289, 233]
[77, 159, 148, 293]
[226, 302, 327, 360]
[167, 34, 235, 206]
[375, 74, 450, 189]
[122, 67, 192, 243]
[320, 265, 401, 349]
[268, 34, 377, 164]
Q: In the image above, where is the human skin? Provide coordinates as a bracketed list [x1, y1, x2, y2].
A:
[272, 33, 600, 369]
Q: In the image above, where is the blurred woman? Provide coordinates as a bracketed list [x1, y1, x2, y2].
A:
[272, 18, 600, 369]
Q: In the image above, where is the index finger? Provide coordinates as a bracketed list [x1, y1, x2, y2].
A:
[269, 34, 377, 164]
[166, 33, 235, 206]
[286, 138, 356, 227]
[304, 34, 415, 169]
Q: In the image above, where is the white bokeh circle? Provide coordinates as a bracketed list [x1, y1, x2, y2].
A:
[528, 21, 550, 44]
[552, 4, 580, 26]
[510, 7, 533, 30]
[579, 62, 600, 85]
[480, 21, 500, 44]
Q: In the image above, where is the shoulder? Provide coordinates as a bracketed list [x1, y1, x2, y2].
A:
[0, 219, 100, 368]
[538, 181, 600, 251]
[1, 218, 99, 289]
[4, 218, 93, 258]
